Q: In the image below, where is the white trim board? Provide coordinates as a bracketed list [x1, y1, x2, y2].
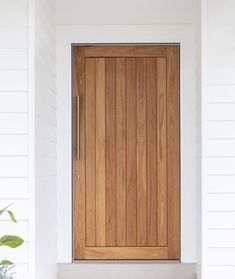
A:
[28, 0, 36, 278]
[56, 25, 199, 263]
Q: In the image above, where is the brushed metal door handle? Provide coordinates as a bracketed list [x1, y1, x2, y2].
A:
[77, 96, 80, 160]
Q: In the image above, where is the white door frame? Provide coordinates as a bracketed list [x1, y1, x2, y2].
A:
[56, 25, 199, 263]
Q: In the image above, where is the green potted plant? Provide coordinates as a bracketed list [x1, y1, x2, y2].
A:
[0, 205, 24, 279]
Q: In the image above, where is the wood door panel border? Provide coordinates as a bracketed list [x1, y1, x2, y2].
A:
[77, 45, 177, 58]
[84, 247, 168, 260]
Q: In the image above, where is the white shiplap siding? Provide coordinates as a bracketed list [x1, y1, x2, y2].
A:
[0, 0, 29, 278]
[203, 0, 235, 278]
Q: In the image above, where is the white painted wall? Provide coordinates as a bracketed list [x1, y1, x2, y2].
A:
[0, 1, 29, 278]
[202, 0, 235, 278]
[34, 0, 57, 278]
[0, 1, 57, 278]
[56, 0, 197, 25]
[56, 0, 200, 265]
[0, 1, 202, 277]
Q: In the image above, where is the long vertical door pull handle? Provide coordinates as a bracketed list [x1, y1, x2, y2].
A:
[77, 96, 80, 160]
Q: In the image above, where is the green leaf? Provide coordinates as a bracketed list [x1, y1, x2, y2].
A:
[0, 260, 13, 265]
[7, 211, 16, 223]
[0, 205, 11, 217]
[0, 235, 24, 248]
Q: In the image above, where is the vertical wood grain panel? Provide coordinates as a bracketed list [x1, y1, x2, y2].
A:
[116, 58, 127, 246]
[73, 48, 86, 258]
[157, 58, 168, 247]
[73, 45, 180, 260]
[167, 46, 180, 258]
[95, 58, 106, 246]
[126, 58, 137, 246]
[137, 58, 147, 246]
[146, 58, 157, 246]
[105, 58, 116, 246]
[85, 58, 96, 246]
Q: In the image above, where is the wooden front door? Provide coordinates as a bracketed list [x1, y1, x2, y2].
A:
[73, 45, 180, 260]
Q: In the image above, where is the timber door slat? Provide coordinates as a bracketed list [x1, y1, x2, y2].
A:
[85, 58, 96, 246]
[126, 58, 137, 247]
[105, 58, 117, 247]
[95, 58, 106, 246]
[167, 46, 180, 259]
[136, 58, 147, 247]
[116, 58, 127, 247]
[146, 58, 158, 246]
[157, 58, 168, 247]
[73, 48, 86, 258]
[73, 45, 180, 260]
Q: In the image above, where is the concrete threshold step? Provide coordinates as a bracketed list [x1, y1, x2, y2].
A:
[58, 262, 196, 279]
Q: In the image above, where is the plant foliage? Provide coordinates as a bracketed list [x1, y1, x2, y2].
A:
[0, 205, 24, 278]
